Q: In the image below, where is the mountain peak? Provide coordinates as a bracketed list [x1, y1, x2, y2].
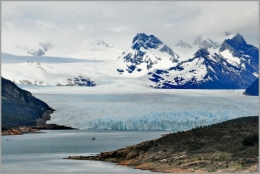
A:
[132, 33, 148, 43]
[225, 31, 231, 36]
[231, 33, 247, 45]
[220, 33, 247, 51]
[194, 48, 210, 58]
[80, 39, 115, 48]
[116, 33, 179, 74]
[132, 33, 163, 50]
[96, 40, 114, 48]
[200, 38, 219, 49]
[176, 40, 192, 49]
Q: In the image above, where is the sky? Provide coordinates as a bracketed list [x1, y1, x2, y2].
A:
[1, 1, 259, 53]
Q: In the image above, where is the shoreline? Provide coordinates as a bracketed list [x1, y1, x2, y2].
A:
[65, 116, 259, 173]
[2, 124, 77, 136]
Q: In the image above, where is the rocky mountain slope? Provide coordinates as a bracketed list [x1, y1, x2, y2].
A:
[147, 33, 259, 89]
[1, 77, 55, 128]
[67, 116, 259, 173]
[244, 78, 259, 96]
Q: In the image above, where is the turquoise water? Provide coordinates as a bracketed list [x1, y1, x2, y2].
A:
[1, 130, 169, 173]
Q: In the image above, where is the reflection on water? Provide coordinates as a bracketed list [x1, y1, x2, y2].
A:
[2, 130, 168, 173]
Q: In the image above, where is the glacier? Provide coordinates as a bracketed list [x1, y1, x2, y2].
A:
[21, 85, 259, 131]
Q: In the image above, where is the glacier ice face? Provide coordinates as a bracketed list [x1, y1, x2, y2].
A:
[30, 88, 259, 131]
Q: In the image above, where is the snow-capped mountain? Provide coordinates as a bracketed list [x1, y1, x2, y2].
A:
[173, 36, 220, 62]
[2, 61, 96, 87]
[57, 75, 96, 87]
[148, 33, 259, 89]
[116, 33, 179, 76]
[200, 39, 219, 49]
[2, 32, 258, 90]
[193, 36, 219, 49]
[96, 40, 114, 48]
[64, 39, 122, 61]
[175, 40, 192, 49]
[17, 42, 55, 56]
[3, 39, 122, 61]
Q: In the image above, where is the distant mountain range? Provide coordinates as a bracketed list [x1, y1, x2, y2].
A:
[7, 39, 122, 61]
[147, 34, 258, 89]
[64, 39, 122, 61]
[116, 33, 258, 89]
[1, 32, 259, 89]
[23, 42, 55, 56]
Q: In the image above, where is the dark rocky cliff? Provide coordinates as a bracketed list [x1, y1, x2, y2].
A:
[244, 78, 259, 96]
[1, 77, 55, 128]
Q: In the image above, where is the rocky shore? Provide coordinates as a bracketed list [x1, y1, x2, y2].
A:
[66, 116, 259, 173]
[1, 77, 77, 136]
[2, 124, 76, 136]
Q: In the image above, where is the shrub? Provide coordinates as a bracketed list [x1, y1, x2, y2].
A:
[242, 133, 258, 146]
[178, 161, 182, 165]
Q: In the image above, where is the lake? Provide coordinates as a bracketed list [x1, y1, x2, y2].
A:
[1, 130, 169, 173]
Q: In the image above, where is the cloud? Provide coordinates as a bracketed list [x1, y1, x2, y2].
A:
[1, 1, 259, 52]
[77, 24, 86, 31]
[110, 26, 128, 33]
[3, 21, 14, 30]
[35, 20, 56, 28]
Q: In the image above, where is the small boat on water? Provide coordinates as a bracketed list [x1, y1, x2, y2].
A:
[92, 137, 96, 140]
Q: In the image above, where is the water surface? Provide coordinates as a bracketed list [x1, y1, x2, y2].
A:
[2, 130, 169, 173]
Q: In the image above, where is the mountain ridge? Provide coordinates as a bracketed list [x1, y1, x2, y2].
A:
[147, 33, 258, 89]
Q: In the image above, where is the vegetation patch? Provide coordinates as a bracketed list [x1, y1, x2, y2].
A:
[66, 116, 259, 173]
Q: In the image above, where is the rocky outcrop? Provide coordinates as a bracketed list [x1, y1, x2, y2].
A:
[1, 124, 76, 135]
[1, 77, 55, 128]
[2, 126, 37, 135]
[244, 78, 259, 96]
[66, 116, 259, 173]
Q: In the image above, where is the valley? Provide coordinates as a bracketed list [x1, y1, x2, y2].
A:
[2, 1, 258, 173]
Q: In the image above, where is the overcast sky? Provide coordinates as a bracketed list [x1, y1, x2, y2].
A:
[2, 1, 259, 51]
